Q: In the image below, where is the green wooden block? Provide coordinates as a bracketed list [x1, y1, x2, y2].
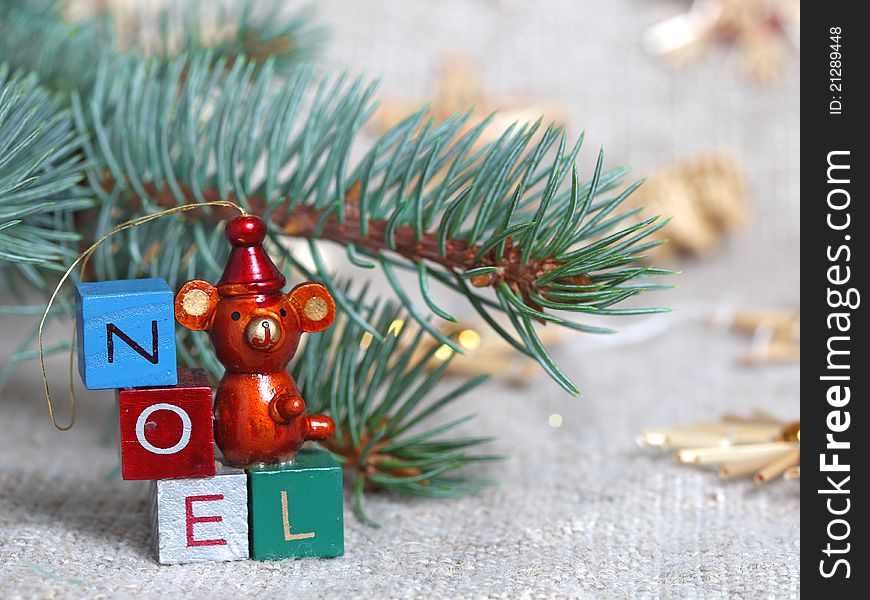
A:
[247, 448, 344, 560]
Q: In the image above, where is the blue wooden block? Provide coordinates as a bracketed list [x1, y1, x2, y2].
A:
[75, 278, 178, 390]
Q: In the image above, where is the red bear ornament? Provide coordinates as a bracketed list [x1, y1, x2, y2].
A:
[175, 215, 336, 467]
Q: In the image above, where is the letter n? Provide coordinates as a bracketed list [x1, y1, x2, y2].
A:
[107, 320, 159, 364]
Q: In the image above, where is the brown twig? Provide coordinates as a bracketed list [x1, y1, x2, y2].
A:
[101, 176, 590, 304]
[322, 420, 425, 483]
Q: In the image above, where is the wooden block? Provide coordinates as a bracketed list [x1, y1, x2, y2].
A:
[150, 463, 249, 564]
[118, 368, 215, 481]
[76, 278, 177, 390]
[247, 448, 344, 560]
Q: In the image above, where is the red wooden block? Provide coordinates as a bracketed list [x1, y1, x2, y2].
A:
[118, 368, 216, 481]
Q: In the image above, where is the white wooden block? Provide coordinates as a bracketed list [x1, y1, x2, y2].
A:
[150, 463, 249, 564]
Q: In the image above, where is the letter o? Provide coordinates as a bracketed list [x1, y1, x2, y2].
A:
[135, 403, 192, 455]
[827, 188, 851, 210]
[827, 518, 851, 541]
[827, 212, 850, 230]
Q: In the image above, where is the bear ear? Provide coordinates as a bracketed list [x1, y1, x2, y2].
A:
[289, 282, 335, 333]
[175, 280, 219, 331]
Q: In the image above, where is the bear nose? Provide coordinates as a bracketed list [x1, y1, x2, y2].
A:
[244, 315, 282, 350]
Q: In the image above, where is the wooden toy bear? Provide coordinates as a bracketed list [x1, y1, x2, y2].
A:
[174, 215, 336, 467]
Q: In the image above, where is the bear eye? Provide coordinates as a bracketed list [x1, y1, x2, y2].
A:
[231, 311, 241, 321]
[280, 308, 287, 317]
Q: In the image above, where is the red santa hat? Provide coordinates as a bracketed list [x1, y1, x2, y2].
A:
[217, 215, 286, 296]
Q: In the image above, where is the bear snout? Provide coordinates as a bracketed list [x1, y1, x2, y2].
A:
[244, 314, 282, 350]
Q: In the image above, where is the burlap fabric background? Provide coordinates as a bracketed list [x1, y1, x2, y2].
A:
[0, 0, 799, 597]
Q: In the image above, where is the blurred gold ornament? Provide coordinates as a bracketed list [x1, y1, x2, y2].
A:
[625, 151, 748, 259]
[713, 307, 800, 364]
[646, 0, 800, 83]
[369, 56, 567, 152]
[389, 318, 565, 383]
[641, 410, 800, 483]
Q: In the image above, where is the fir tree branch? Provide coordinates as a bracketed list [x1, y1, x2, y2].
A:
[0, 2, 116, 95]
[0, 0, 323, 98]
[290, 289, 498, 526]
[113, 181, 596, 321]
[0, 65, 90, 289]
[0, 2, 674, 525]
[134, 0, 325, 74]
[72, 54, 668, 393]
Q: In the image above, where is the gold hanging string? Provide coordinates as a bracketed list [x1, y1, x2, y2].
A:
[39, 201, 248, 431]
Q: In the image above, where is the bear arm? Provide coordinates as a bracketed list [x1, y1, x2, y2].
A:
[269, 393, 306, 424]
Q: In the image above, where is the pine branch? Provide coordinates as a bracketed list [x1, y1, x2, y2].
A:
[0, 2, 116, 95]
[0, 65, 91, 290]
[290, 287, 498, 526]
[132, 0, 325, 74]
[72, 55, 668, 394]
[0, 3, 673, 526]
[0, 0, 323, 98]
[176, 283, 502, 526]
